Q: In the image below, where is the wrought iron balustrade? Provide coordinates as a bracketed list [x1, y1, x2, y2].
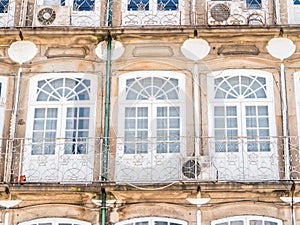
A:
[0, 136, 299, 184]
[0, 0, 278, 28]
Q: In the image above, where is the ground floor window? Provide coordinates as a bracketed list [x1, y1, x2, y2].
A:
[18, 218, 91, 225]
[212, 216, 282, 225]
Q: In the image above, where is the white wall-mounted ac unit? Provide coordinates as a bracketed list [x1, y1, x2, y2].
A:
[34, 5, 71, 26]
[207, 0, 266, 26]
[207, 1, 247, 25]
[181, 156, 216, 180]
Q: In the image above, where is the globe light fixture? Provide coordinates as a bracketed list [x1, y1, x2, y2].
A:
[267, 37, 296, 61]
[181, 38, 210, 61]
[8, 40, 38, 65]
[95, 40, 124, 61]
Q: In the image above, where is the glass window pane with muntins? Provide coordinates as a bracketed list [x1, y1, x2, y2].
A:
[127, 0, 149, 11]
[32, 108, 58, 155]
[246, 0, 261, 9]
[124, 107, 148, 154]
[0, 0, 9, 13]
[64, 107, 89, 154]
[156, 106, 180, 153]
[230, 221, 244, 225]
[73, 0, 94, 11]
[37, 78, 91, 102]
[245, 105, 270, 152]
[214, 106, 238, 152]
[126, 76, 179, 100]
[214, 75, 267, 99]
[157, 0, 178, 11]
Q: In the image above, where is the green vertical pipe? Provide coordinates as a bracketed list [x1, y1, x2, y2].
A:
[101, 2, 113, 224]
[101, 188, 107, 225]
[103, 34, 112, 182]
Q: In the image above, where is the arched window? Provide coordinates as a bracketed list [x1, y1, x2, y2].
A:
[116, 71, 186, 183]
[18, 218, 91, 225]
[24, 73, 97, 183]
[116, 217, 187, 225]
[208, 70, 278, 180]
[212, 216, 282, 225]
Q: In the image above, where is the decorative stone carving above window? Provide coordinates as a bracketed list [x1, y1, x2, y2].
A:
[217, 44, 260, 55]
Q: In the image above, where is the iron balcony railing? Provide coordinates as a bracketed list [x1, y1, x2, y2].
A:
[0, 136, 299, 184]
[0, 0, 278, 28]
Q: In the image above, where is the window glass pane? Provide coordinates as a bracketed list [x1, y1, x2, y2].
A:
[125, 119, 136, 129]
[246, 0, 261, 9]
[136, 222, 149, 225]
[258, 118, 269, 127]
[230, 221, 244, 225]
[35, 108, 46, 118]
[128, 0, 149, 11]
[169, 118, 180, 128]
[126, 107, 136, 117]
[155, 222, 168, 225]
[214, 106, 225, 116]
[157, 107, 168, 117]
[264, 222, 277, 225]
[258, 106, 268, 115]
[169, 107, 179, 117]
[73, 0, 95, 11]
[227, 118, 237, 128]
[157, 0, 178, 10]
[226, 106, 237, 116]
[0, 0, 9, 13]
[294, 0, 300, 4]
[79, 107, 90, 117]
[215, 118, 225, 128]
[250, 220, 262, 225]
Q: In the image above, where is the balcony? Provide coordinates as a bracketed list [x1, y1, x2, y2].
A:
[0, 0, 277, 28]
[0, 136, 299, 185]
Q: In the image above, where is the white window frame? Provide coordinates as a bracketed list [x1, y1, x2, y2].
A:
[18, 218, 91, 225]
[211, 215, 282, 225]
[115, 71, 186, 183]
[287, 0, 300, 24]
[207, 69, 277, 150]
[26, 73, 97, 145]
[0, 76, 8, 139]
[118, 71, 186, 156]
[23, 73, 97, 183]
[116, 217, 187, 225]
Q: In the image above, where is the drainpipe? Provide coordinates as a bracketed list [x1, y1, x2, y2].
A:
[4, 67, 22, 183]
[280, 63, 290, 180]
[193, 64, 200, 157]
[103, 34, 112, 182]
[101, 188, 107, 225]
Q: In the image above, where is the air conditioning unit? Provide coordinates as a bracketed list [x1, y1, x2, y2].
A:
[34, 5, 71, 26]
[207, 1, 247, 25]
[181, 156, 216, 180]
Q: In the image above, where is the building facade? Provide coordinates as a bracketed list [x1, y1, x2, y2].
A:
[0, 0, 300, 224]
